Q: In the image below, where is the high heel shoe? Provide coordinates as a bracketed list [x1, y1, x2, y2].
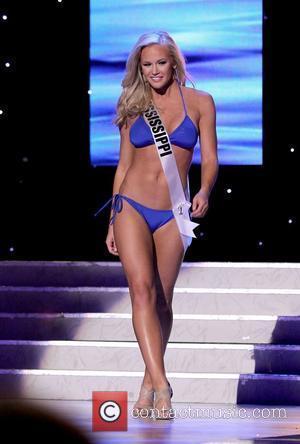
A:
[167, 379, 173, 398]
[153, 385, 174, 420]
[132, 384, 154, 416]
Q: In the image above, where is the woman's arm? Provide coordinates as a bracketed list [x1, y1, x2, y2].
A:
[198, 92, 219, 196]
[191, 93, 219, 218]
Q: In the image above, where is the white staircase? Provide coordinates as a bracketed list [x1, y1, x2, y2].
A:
[0, 261, 299, 404]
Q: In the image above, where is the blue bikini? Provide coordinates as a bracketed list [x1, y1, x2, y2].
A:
[94, 81, 199, 236]
[94, 193, 175, 234]
[129, 82, 198, 150]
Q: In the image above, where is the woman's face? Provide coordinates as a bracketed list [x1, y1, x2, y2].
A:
[140, 44, 174, 88]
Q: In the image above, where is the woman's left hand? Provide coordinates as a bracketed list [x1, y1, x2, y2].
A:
[190, 190, 209, 218]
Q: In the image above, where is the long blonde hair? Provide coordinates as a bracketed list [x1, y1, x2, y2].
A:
[113, 31, 195, 129]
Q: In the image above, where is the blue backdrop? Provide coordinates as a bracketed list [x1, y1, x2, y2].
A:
[90, 0, 262, 166]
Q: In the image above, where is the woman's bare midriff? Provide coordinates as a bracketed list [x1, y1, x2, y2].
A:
[119, 144, 194, 210]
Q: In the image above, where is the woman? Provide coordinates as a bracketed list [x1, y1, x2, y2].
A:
[95, 31, 218, 419]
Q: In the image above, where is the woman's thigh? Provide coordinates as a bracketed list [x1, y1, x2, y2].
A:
[113, 199, 156, 301]
[152, 218, 185, 307]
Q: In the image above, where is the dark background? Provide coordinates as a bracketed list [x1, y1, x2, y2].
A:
[0, 0, 299, 262]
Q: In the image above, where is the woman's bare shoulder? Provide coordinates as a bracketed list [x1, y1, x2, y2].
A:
[183, 85, 213, 99]
[183, 86, 215, 116]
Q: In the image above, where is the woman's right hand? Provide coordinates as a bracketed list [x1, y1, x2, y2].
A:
[106, 225, 119, 256]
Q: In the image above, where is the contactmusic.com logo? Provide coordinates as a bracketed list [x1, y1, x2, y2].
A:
[92, 391, 128, 431]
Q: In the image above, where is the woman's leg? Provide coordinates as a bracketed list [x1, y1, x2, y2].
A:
[140, 218, 186, 392]
[113, 199, 169, 391]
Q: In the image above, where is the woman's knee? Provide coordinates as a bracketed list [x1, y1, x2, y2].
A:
[129, 278, 156, 307]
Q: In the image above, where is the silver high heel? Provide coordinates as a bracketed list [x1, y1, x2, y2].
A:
[153, 385, 174, 420]
[167, 380, 173, 398]
[132, 384, 154, 416]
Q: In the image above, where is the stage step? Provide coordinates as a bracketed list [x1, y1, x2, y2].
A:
[0, 370, 299, 405]
[0, 341, 299, 374]
[1, 261, 300, 288]
[0, 261, 299, 404]
[0, 312, 299, 344]
[1, 286, 300, 315]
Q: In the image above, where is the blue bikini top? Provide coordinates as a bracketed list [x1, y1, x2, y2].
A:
[129, 81, 199, 150]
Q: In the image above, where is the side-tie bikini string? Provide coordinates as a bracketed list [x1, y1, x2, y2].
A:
[94, 193, 123, 225]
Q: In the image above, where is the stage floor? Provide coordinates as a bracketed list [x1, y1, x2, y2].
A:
[3, 399, 300, 443]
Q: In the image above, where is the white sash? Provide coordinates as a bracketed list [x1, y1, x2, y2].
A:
[143, 103, 199, 250]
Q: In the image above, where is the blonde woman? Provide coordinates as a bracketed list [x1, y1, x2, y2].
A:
[95, 31, 218, 419]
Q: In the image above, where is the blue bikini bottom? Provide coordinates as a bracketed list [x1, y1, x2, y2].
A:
[94, 193, 175, 233]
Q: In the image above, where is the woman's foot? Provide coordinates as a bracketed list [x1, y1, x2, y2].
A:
[132, 383, 154, 416]
[153, 384, 174, 420]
